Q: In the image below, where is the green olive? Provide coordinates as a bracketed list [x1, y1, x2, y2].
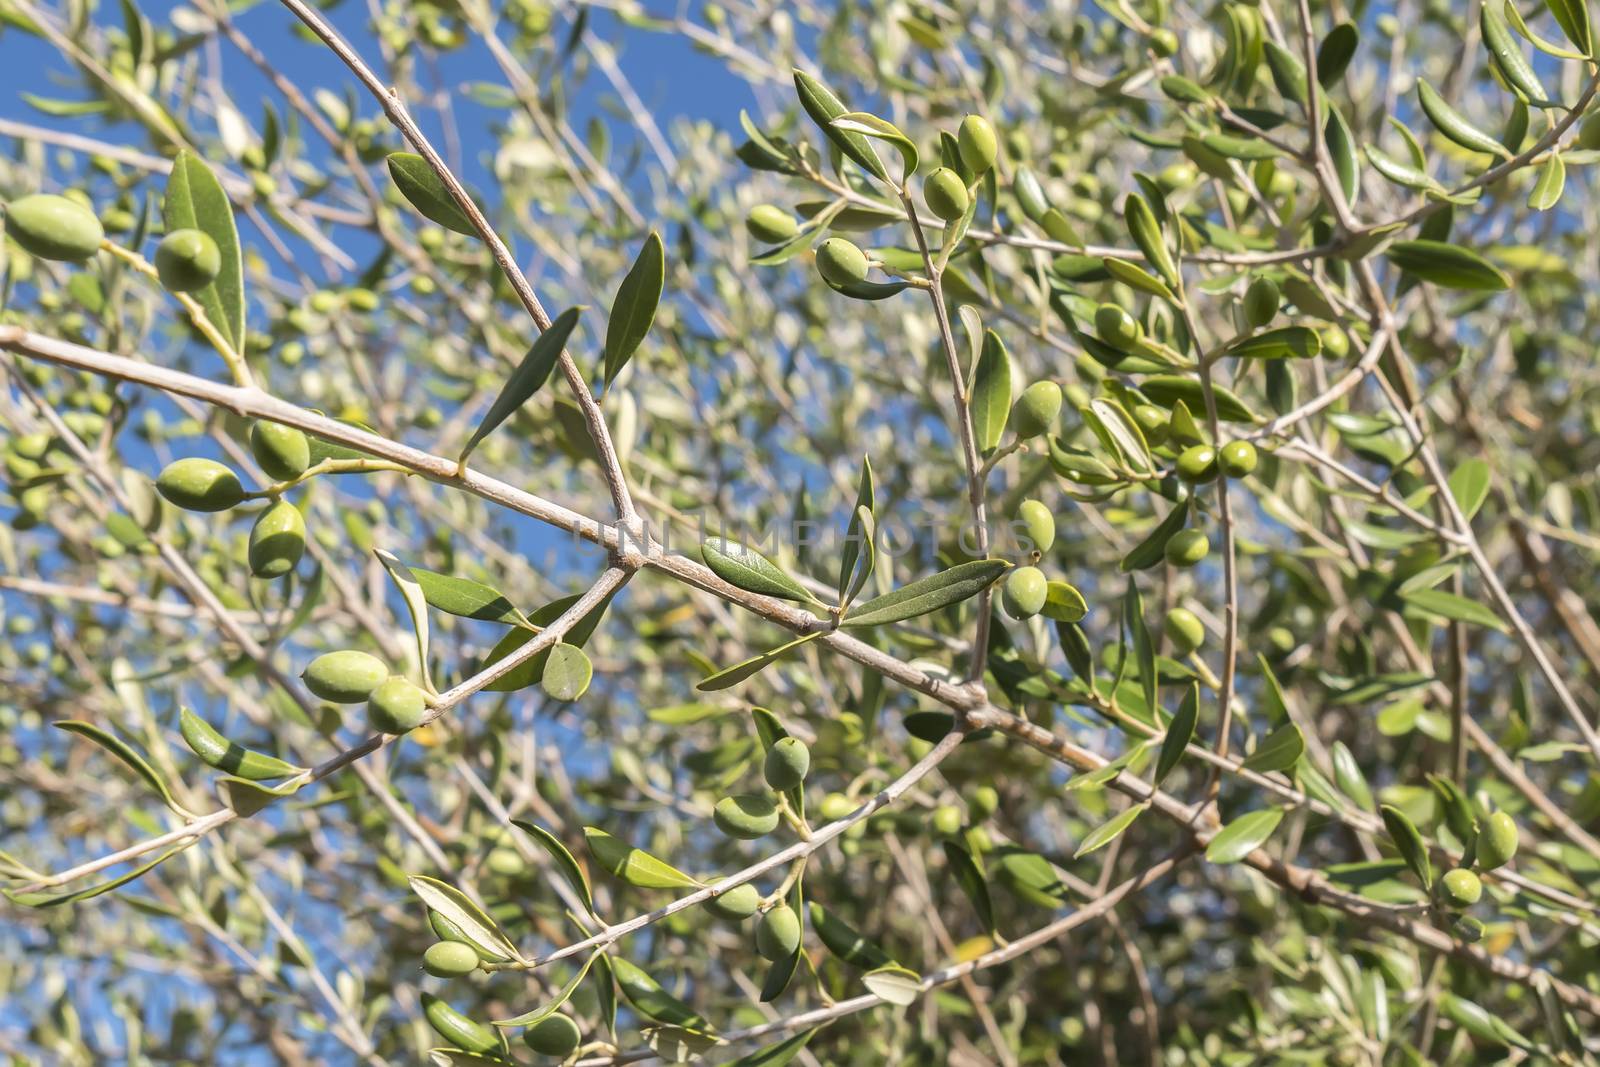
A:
[1094, 303, 1141, 350]
[756, 903, 802, 961]
[422, 940, 480, 978]
[764, 736, 811, 792]
[1242, 277, 1280, 328]
[346, 287, 380, 312]
[1164, 529, 1210, 568]
[1157, 162, 1198, 191]
[704, 881, 762, 921]
[924, 167, 971, 223]
[746, 204, 799, 244]
[302, 649, 388, 704]
[931, 804, 964, 836]
[248, 499, 306, 579]
[818, 793, 854, 821]
[1017, 499, 1056, 554]
[5, 194, 104, 262]
[970, 785, 1000, 820]
[249, 421, 311, 481]
[368, 676, 428, 733]
[958, 114, 998, 175]
[1439, 867, 1482, 909]
[1163, 607, 1206, 656]
[523, 1012, 582, 1057]
[1149, 27, 1179, 56]
[421, 993, 498, 1054]
[1132, 404, 1170, 446]
[156, 458, 245, 512]
[1476, 811, 1519, 871]
[1218, 440, 1258, 478]
[714, 793, 781, 839]
[1011, 381, 1063, 439]
[816, 238, 870, 286]
[1002, 565, 1048, 619]
[1176, 445, 1218, 484]
[487, 846, 528, 877]
[1320, 326, 1351, 359]
[154, 228, 222, 293]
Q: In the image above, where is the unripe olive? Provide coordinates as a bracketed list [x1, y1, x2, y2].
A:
[1219, 440, 1258, 478]
[1242, 277, 1280, 327]
[1476, 811, 1519, 871]
[1580, 112, 1600, 150]
[816, 238, 870, 286]
[346, 287, 379, 313]
[249, 421, 311, 481]
[248, 499, 306, 579]
[746, 204, 799, 244]
[704, 881, 762, 921]
[12, 433, 50, 460]
[764, 736, 811, 791]
[924, 167, 970, 223]
[931, 804, 964, 836]
[423, 940, 480, 978]
[1011, 381, 1063, 438]
[1002, 565, 1048, 619]
[1164, 529, 1210, 568]
[957, 114, 998, 175]
[818, 793, 854, 821]
[487, 846, 528, 877]
[1320, 326, 1351, 359]
[6, 194, 104, 262]
[421, 994, 498, 1055]
[714, 793, 780, 839]
[1149, 27, 1179, 56]
[1094, 303, 1141, 350]
[303, 649, 388, 703]
[1176, 445, 1218, 484]
[1439, 867, 1482, 909]
[1017, 499, 1056, 554]
[1163, 607, 1206, 656]
[157, 457, 245, 512]
[368, 676, 429, 733]
[309, 290, 340, 314]
[154, 228, 222, 293]
[1157, 162, 1198, 191]
[524, 1013, 582, 1057]
[756, 903, 802, 961]
[970, 785, 1000, 820]
[1132, 404, 1170, 446]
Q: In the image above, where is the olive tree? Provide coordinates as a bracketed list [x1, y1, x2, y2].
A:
[3, 0, 1600, 1062]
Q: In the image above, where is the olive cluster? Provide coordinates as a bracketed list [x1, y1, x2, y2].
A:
[302, 649, 430, 735]
[1435, 811, 1520, 921]
[707, 737, 812, 961]
[5, 192, 220, 293]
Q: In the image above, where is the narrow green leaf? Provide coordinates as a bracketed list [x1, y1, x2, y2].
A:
[1416, 81, 1512, 159]
[1380, 804, 1434, 889]
[844, 559, 1008, 627]
[1074, 804, 1144, 858]
[1384, 240, 1510, 291]
[837, 454, 877, 607]
[386, 152, 477, 235]
[511, 820, 594, 914]
[831, 112, 919, 181]
[969, 329, 1012, 452]
[178, 707, 301, 781]
[459, 307, 582, 464]
[1102, 256, 1177, 301]
[1138, 376, 1258, 422]
[1224, 326, 1322, 360]
[1484, 1, 1553, 105]
[810, 901, 893, 967]
[409, 874, 523, 962]
[1529, 152, 1565, 210]
[702, 536, 818, 604]
[1040, 580, 1088, 622]
[792, 69, 889, 181]
[1323, 104, 1360, 204]
[163, 150, 244, 350]
[1330, 742, 1375, 811]
[216, 774, 300, 816]
[862, 964, 923, 1006]
[375, 548, 432, 691]
[493, 951, 599, 1026]
[412, 568, 530, 627]
[54, 721, 191, 817]
[1402, 588, 1508, 631]
[611, 956, 710, 1029]
[1447, 458, 1492, 520]
[1124, 192, 1178, 289]
[727, 1029, 818, 1067]
[1543, 0, 1593, 54]
[1155, 682, 1199, 786]
[941, 842, 995, 934]
[1316, 22, 1359, 86]
[697, 632, 824, 691]
[1121, 499, 1190, 572]
[6, 843, 189, 908]
[1241, 722, 1305, 773]
[583, 827, 703, 890]
[603, 232, 664, 388]
[1205, 809, 1284, 864]
[1125, 579, 1156, 717]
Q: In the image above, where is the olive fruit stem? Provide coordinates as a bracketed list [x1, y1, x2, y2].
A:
[101, 241, 255, 389]
[775, 793, 813, 842]
[241, 457, 411, 499]
[761, 856, 809, 908]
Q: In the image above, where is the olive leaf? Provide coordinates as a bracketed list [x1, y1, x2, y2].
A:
[1543, 0, 1593, 54]
[1137, 376, 1258, 422]
[1205, 809, 1284, 864]
[582, 827, 703, 890]
[968, 328, 1012, 453]
[1330, 741, 1375, 811]
[458, 306, 583, 465]
[837, 456, 876, 606]
[727, 1029, 818, 1067]
[511, 820, 595, 915]
[994, 848, 1070, 906]
[862, 964, 924, 1006]
[1124, 579, 1157, 715]
[1241, 722, 1305, 773]
[492, 950, 599, 1026]
[386, 152, 477, 235]
[941, 841, 996, 935]
[178, 707, 302, 781]
[1102, 257, 1177, 302]
[1385, 239, 1510, 291]
[1123, 192, 1178, 290]
[1447, 457, 1492, 520]
[696, 631, 824, 691]
[1483, 1, 1553, 105]
[53, 721, 193, 818]
[1529, 152, 1565, 210]
[216, 775, 301, 816]
[540, 642, 592, 701]
[701, 536, 819, 604]
[1416, 81, 1512, 159]
[1040, 580, 1088, 622]
[163, 150, 244, 351]
[810, 900, 893, 967]
[5, 842, 191, 908]
[843, 558, 1008, 627]
[611, 957, 711, 1029]
[1074, 803, 1145, 858]
[375, 549, 433, 692]
[409, 874, 524, 962]
[791, 69, 889, 181]
[1155, 682, 1200, 786]
[483, 587, 616, 693]
[1401, 588, 1508, 631]
[1379, 804, 1434, 889]
[1121, 499, 1190, 572]
[602, 231, 664, 389]
[830, 112, 919, 182]
[1224, 325, 1323, 360]
[412, 568, 531, 627]
[1316, 22, 1359, 86]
